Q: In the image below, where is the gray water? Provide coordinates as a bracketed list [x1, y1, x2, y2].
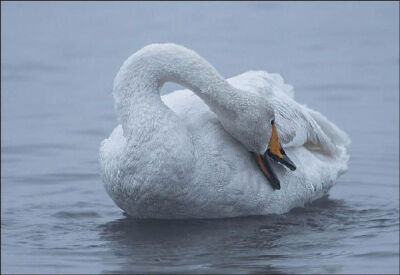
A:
[1, 2, 399, 274]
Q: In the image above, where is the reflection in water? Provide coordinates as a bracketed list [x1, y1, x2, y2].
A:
[99, 196, 390, 274]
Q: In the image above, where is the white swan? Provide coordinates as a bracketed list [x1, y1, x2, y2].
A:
[99, 43, 350, 219]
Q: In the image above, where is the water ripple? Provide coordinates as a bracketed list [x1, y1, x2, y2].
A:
[53, 211, 101, 219]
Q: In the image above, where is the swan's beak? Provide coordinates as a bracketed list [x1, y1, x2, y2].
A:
[266, 120, 297, 171]
[253, 152, 281, 190]
[253, 120, 296, 190]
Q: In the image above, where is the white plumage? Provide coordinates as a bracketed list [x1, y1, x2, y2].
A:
[99, 43, 350, 219]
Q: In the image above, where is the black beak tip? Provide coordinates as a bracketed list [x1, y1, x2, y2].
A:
[282, 158, 296, 171]
[286, 161, 296, 171]
[269, 177, 281, 190]
[273, 183, 281, 190]
[267, 149, 297, 172]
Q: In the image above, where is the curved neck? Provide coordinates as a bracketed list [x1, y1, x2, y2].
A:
[113, 43, 239, 133]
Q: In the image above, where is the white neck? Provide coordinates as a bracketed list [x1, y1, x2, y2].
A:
[112, 44, 246, 183]
[113, 44, 245, 186]
[113, 43, 239, 135]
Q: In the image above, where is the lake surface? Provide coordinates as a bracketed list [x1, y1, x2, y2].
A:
[1, 2, 399, 274]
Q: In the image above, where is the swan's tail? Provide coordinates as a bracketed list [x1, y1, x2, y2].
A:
[308, 109, 351, 148]
[266, 72, 350, 149]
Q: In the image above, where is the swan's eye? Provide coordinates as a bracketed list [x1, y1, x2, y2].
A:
[271, 119, 275, 125]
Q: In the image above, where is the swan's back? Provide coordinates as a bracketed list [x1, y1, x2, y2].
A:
[156, 71, 350, 217]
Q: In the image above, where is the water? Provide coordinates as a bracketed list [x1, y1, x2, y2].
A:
[1, 2, 398, 273]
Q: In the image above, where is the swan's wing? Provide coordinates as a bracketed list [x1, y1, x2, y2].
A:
[228, 71, 350, 155]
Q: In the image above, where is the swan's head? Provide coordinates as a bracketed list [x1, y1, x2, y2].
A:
[218, 94, 296, 189]
[220, 95, 276, 154]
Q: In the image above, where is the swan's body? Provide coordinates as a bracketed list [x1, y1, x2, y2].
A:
[99, 43, 350, 218]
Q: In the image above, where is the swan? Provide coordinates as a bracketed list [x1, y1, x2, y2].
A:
[99, 43, 350, 219]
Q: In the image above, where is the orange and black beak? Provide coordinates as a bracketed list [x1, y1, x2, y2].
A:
[254, 120, 296, 190]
